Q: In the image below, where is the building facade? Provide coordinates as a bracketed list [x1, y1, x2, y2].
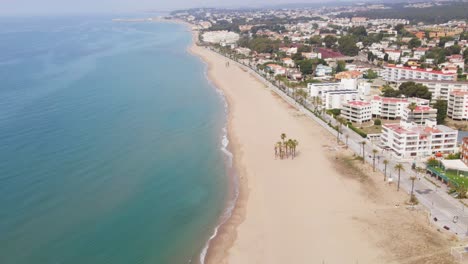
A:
[381, 121, 458, 158]
[371, 96, 430, 119]
[341, 101, 372, 124]
[382, 65, 457, 83]
[402, 106, 437, 125]
[462, 137, 468, 165]
[447, 90, 468, 120]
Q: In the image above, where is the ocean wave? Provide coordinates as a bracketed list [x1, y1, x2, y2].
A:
[198, 67, 239, 264]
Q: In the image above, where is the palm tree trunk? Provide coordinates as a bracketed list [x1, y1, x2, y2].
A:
[373, 154, 376, 172]
[362, 145, 365, 164]
[397, 170, 401, 191]
[384, 165, 387, 181]
[411, 179, 415, 197]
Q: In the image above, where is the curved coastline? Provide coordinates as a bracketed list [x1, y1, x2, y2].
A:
[179, 21, 247, 264]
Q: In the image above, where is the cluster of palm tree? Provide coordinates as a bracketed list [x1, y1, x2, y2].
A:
[274, 133, 299, 159]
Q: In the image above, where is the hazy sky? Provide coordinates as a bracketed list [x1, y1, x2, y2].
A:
[0, 0, 334, 15]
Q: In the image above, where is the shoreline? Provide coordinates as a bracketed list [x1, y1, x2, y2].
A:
[182, 21, 456, 264]
[180, 23, 246, 264]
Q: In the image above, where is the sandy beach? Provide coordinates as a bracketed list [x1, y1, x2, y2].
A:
[188, 30, 457, 264]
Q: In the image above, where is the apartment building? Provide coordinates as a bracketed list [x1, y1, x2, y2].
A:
[381, 120, 458, 158]
[382, 65, 457, 83]
[402, 106, 437, 125]
[397, 80, 468, 101]
[308, 80, 358, 109]
[447, 90, 468, 120]
[341, 101, 372, 124]
[462, 137, 468, 165]
[371, 96, 430, 119]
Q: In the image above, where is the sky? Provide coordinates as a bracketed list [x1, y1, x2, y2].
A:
[0, 0, 345, 15]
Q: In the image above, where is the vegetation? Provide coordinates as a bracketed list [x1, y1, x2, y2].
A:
[338, 35, 359, 56]
[446, 153, 460, 160]
[348, 122, 367, 138]
[363, 69, 378, 79]
[374, 119, 382, 126]
[238, 36, 281, 53]
[382, 82, 431, 100]
[323, 35, 337, 49]
[372, 149, 378, 172]
[394, 163, 404, 191]
[432, 99, 447, 125]
[383, 159, 389, 182]
[335, 60, 346, 73]
[360, 141, 366, 164]
[274, 133, 299, 159]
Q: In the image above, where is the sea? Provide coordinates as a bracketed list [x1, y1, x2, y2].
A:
[0, 15, 233, 264]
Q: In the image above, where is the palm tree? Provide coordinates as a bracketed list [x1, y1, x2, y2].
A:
[360, 141, 366, 164]
[293, 139, 298, 158]
[410, 175, 417, 202]
[383, 159, 389, 181]
[281, 133, 286, 144]
[336, 126, 341, 144]
[372, 149, 378, 172]
[394, 163, 405, 191]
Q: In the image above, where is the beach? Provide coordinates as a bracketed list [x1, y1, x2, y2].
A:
[188, 30, 457, 264]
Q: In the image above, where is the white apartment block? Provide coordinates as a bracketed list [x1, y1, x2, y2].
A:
[402, 106, 437, 125]
[381, 120, 458, 158]
[382, 65, 457, 83]
[308, 80, 359, 109]
[323, 90, 358, 109]
[397, 79, 468, 101]
[447, 90, 468, 120]
[371, 96, 430, 119]
[341, 101, 372, 124]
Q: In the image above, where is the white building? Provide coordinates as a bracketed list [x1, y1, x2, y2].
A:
[402, 106, 437, 125]
[266, 64, 286, 76]
[341, 101, 372, 124]
[315, 64, 333, 77]
[384, 49, 401, 62]
[447, 90, 468, 120]
[371, 96, 430, 119]
[202, 31, 240, 44]
[381, 120, 458, 158]
[397, 80, 468, 101]
[382, 65, 457, 82]
[323, 90, 358, 109]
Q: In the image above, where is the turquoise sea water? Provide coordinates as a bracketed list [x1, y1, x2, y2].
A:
[0, 16, 229, 264]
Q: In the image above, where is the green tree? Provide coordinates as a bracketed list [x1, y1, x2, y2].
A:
[382, 85, 401, 97]
[374, 119, 382, 126]
[363, 69, 378, 79]
[338, 35, 359, 56]
[408, 38, 422, 49]
[464, 48, 468, 64]
[336, 60, 346, 73]
[395, 24, 405, 34]
[445, 45, 461, 56]
[432, 99, 447, 124]
[323, 35, 337, 48]
[398, 82, 432, 100]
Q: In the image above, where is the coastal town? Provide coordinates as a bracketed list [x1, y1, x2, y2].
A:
[167, 1, 468, 262]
